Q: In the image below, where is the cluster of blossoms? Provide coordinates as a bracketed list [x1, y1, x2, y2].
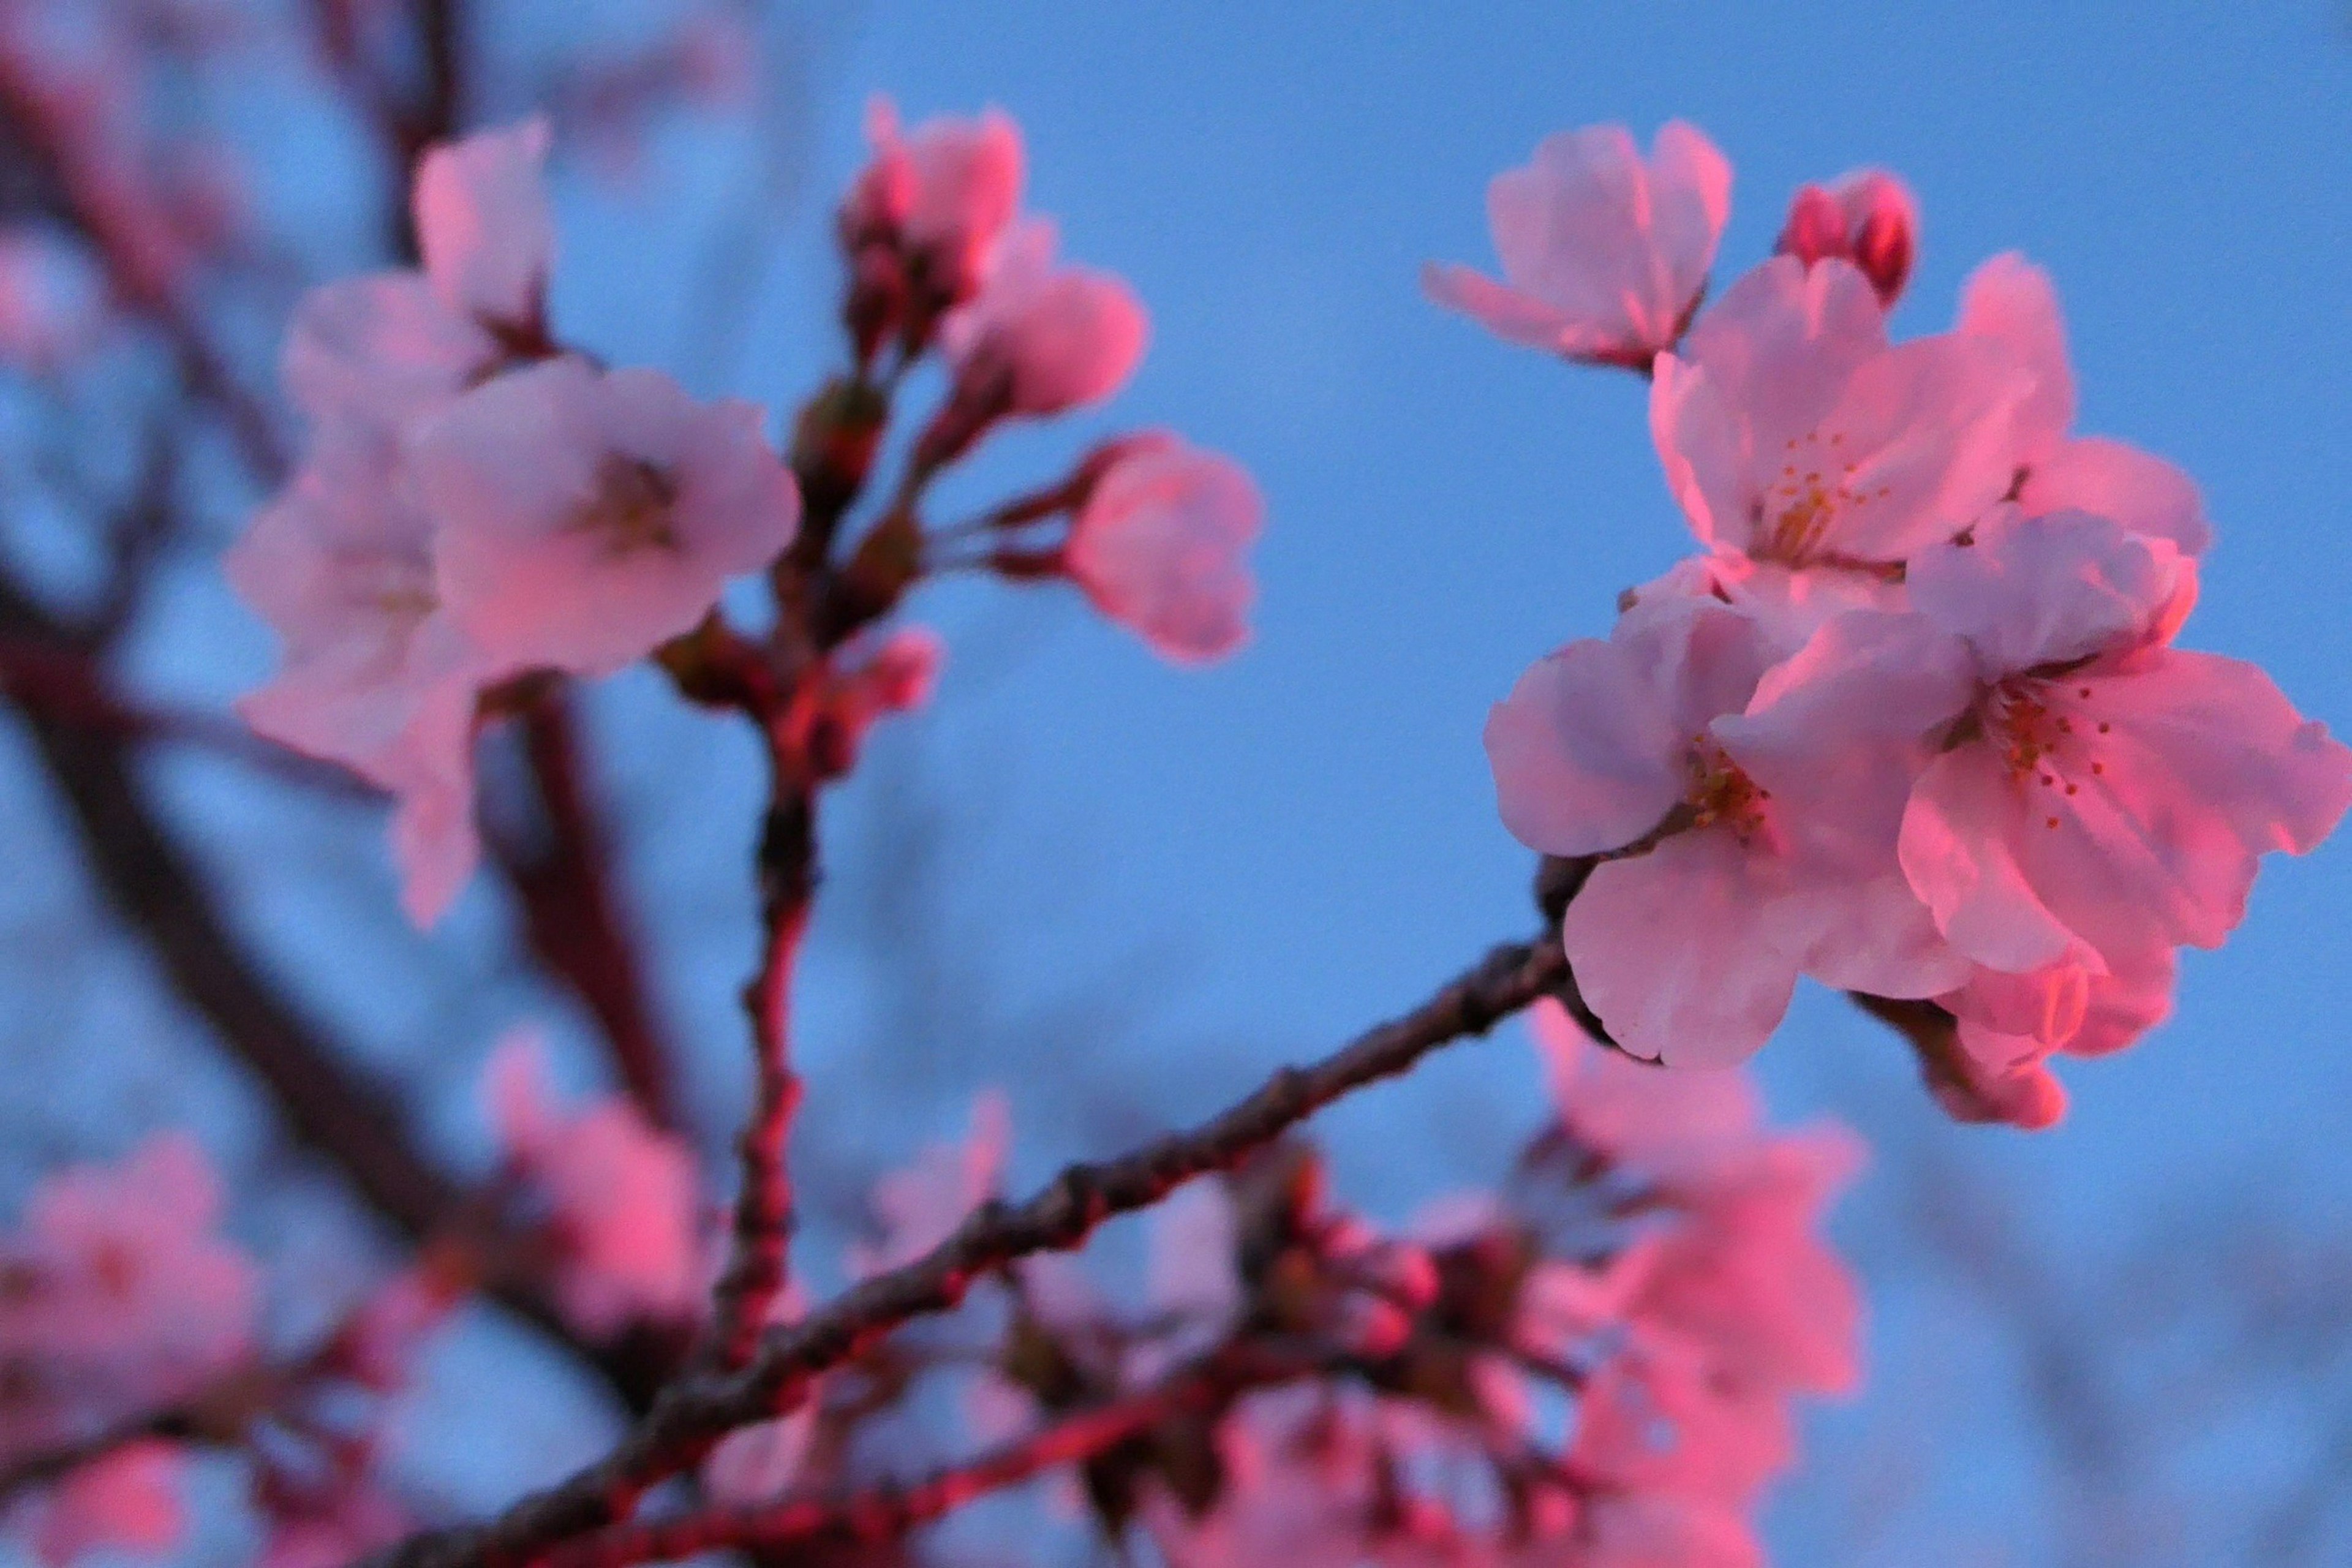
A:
[228, 99, 1264, 928]
[0, 1136, 467, 1567]
[1452, 123, 2351, 1123]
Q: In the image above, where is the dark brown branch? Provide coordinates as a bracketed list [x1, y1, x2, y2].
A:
[369, 933, 1569, 1568]
[536, 1344, 1327, 1568]
[487, 694, 679, 1129]
[0, 576, 677, 1412]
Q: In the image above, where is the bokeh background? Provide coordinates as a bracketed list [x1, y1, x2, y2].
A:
[9, 2, 2352, 1562]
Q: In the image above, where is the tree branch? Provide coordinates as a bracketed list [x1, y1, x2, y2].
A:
[536, 1343, 1326, 1567]
[369, 932, 1569, 1568]
[487, 693, 680, 1129]
[700, 775, 815, 1370]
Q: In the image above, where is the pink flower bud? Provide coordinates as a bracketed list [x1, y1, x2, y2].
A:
[1774, 170, 1917, 306]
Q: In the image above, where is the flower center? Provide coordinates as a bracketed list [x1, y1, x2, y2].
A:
[1754, 431, 1890, 566]
[575, 456, 680, 557]
[1683, 737, 1770, 840]
[1985, 676, 2111, 829]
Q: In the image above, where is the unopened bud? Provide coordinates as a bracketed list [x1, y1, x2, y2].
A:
[1776, 170, 1917, 307]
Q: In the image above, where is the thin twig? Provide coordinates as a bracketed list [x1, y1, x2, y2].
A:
[368, 933, 1568, 1568]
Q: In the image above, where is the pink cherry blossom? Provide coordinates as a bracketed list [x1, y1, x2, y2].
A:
[1894, 508, 2351, 973]
[1774, 169, 1917, 306]
[844, 97, 1023, 307]
[701, 1283, 816, 1505]
[1486, 592, 1965, 1065]
[412, 117, 555, 331]
[484, 1032, 703, 1339]
[1651, 255, 2027, 570]
[24, 1441, 184, 1567]
[939, 219, 1147, 418]
[0, 1136, 257, 1463]
[848, 1091, 1011, 1278]
[1527, 999, 1761, 1177]
[410, 355, 801, 677]
[1574, 1493, 1763, 1568]
[228, 430, 497, 929]
[1958, 253, 2211, 552]
[1064, 432, 1263, 665]
[1424, 122, 1730, 369]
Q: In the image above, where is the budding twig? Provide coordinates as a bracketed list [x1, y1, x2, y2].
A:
[367, 933, 1568, 1568]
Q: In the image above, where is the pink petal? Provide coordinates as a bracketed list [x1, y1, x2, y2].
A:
[2023, 435, 2211, 555]
[1956, 251, 2073, 461]
[414, 118, 555, 328]
[1908, 507, 2186, 674]
[1563, 830, 1809, 1067]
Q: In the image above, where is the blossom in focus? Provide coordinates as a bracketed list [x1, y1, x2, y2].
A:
[0, 1135, 257, 1463]
[1424, 121, 1731, 369]
[1650, 255, 2027, 570]
[1891, 508, 2351, 974]
[939, 219, 1147, 419]
[843, 97, 1023, 309]
[848, 1090, 1011, 1278]
[1958, 252, 2211, 552]
[484, 1032, 703, 1339]
[1485, 593, 1966, 1064]
[24, 1441, 184, 1568]
[1774, 170, 1917, 307]
[1064, 432, 1263, 665]
[410, 355, 801, 677]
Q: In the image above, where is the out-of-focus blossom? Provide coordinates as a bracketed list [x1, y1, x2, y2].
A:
[794, 625, 944, 777]
[843, 97, 1023, 310]
[1958, 252, 2211, 553]
[1650, 255, 2027, 571]
[1774, 170, 1917, 306]
[484, 1032, 703, 1340]
[254, 1479, 406, 1568]
[0, 1135, 257, 1463]
[1425, 122, 1731, 369]
[1063, 432, 1262, 665]
[24, 1441, 184, 1567]
[702, 1283, 817, 1505]
[413, 118, 556, 331]
[409, 356, 800, 677]
[939, 219, 1147, 421]
[849, 1091, 1011, 1279]
[1486, 593, 1964, 1064]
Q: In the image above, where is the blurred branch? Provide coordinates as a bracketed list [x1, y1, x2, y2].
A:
[372, 932, 1569, 1568]
[0, 570, 680, 1412]
[486, 693, 680, 1129]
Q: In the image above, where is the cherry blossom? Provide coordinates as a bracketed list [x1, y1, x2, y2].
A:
[409, 355, 802, 677]
[412, 117, 556, 331]
[938, 218, 1147, 421]
[1424, 122, 1731, 368]
[1486, 592, 1965, 1064]
[484, 1032, 703, 1340]
[0, 1135, 257, 1462]
[1892, 508, 2351, 974]
[1774, 169, 1917, 307]
[1063, 432, 1263, 664]
[1957, 252, 2211, 552]
[22, 1441, 184, 1568]
[1650, 255, 2027, 571]
[848, 1091, 1011, 1279]
[843, 97, 1023, 309]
